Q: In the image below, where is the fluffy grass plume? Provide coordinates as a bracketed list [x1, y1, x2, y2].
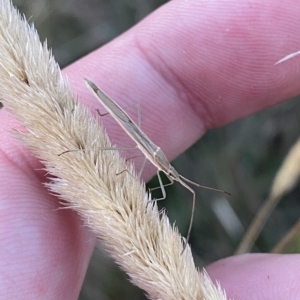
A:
[0, 1, 227, 299]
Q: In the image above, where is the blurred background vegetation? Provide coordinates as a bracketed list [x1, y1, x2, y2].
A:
[8, 0, 300, 299]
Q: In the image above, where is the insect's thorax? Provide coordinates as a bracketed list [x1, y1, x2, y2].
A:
[167, 165, 180, 181]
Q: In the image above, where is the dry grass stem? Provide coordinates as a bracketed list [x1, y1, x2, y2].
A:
[236, 138, 300, 254]
[272, 219, 300, 253]
[0, 1, 227, 299]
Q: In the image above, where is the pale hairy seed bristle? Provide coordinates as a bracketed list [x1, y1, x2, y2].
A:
[275, 50, 300, 65]
[0, 1, 228, 299]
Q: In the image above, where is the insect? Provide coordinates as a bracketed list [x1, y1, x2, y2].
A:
[85, 78, 229, 251]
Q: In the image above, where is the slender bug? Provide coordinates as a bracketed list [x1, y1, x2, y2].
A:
[85, 78, 229, 251]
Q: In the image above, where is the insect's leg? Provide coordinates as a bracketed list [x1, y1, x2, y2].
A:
[177, 179, 196, 254]
[149, 171, 174, 201]
[113, 102, 141, 127]
[58, 146, 137, 156]
[102, 146, 138, 151]
[150, 174, 174, 194]
[97, 102, 142, 125]
[136, 103, 141, 128]
[152, 147, 160, 163]
[116, 169, 133, 177]
[124, 102, 141, 128]
[157, 170, 166, 200]
[94, 145, 138, 177]
[96, 109, 109, 117]
[181, 189, 196, 254]
[138, 157, 147, 178]
[58, 148, 84, 156]
[116, 154, 145, 176]
[95, 99, 141, 118]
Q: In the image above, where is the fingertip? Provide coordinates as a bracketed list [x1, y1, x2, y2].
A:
[207, 253, 300, 299]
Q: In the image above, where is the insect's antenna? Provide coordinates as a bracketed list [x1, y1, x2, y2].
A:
[178, 178, 196, 254]
[179, 175, 231, 196]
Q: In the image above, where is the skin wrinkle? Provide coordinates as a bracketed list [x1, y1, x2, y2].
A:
[132, 21, 227, 133]
[133, 1, 300, 130]
[137, 4, 222, 130]
[1, 134, 49, 185]
[0, 188, 80, 298]
[0, 111, 93, 299]
[134, 30, 209, 134]
[0, 115, 45, 176]
[0, 139, 39, 182]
